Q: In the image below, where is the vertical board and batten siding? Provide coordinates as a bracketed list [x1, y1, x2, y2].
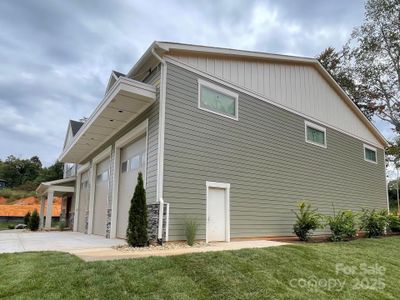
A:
[167, 55, 381, 147]
[163, 62, 387, 240]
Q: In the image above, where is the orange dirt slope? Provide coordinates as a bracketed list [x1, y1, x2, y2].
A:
[0, 196, 62, 217]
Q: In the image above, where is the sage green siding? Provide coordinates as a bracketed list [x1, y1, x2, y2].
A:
[163, 63, 387, 240]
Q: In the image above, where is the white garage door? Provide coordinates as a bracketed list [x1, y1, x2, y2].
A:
[116, 135, 146, 238]
[77, 171, 90, 233]
[92, 158, 110, 236]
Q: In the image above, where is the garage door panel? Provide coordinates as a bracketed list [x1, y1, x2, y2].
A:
[78, 171, 89, 233]
[92, 158, 110, 236]
[116, 135, 146, 238]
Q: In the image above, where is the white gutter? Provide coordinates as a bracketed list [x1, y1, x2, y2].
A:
[152, 47, 168, 243]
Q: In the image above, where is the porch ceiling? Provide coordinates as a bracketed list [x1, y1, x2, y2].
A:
[59, 78, 156, 163]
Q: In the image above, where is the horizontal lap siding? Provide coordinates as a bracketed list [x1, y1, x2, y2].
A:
[164, 63, 387, 240]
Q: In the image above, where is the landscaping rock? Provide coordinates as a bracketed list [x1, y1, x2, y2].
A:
[14, 224, 27, 229]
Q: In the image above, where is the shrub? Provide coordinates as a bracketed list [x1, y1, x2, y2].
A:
[325, 208, 357, 241]
[387, 214, 400, 233]
[8, 224, 15, 229]
[184, 219, 198, 246]
[24, 211, 31, 225]
[58, 221, 66, 231]
[359, 209, 387, 238]
[29, 209, 40, 231]
[292, 201, 322, 241]
[126, 172, 148, 247]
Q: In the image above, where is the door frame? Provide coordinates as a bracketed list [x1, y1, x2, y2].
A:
[205, 181, 230, 243]
[110, 119, 149, 238]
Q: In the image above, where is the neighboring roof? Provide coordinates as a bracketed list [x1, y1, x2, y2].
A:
[36, 177, 76, 194]
[113, 70, 125, 78]
[70, 120, 84, 136]
[127, 41, 388, 147]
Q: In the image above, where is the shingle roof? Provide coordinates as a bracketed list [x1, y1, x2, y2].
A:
[113, 70, 125, 78]
[70, 120, 84, 136]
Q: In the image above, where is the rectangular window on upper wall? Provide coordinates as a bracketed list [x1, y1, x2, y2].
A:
[305, 121, 327, 148]
[364, 144, 377, 163]
[198, 79, 238, 120]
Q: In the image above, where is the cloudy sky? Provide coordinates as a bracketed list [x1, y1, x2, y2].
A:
[0, 0, 393, 165]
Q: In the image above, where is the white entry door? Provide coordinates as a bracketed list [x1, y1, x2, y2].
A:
[207, 186, 229, 242]
[117, 135, 146, 238]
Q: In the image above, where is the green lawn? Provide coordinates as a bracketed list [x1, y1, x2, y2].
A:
[0, 221, 20, 231]
[1, 237, 400, 299]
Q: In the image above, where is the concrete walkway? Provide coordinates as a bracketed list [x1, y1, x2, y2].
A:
[0, 231, 125, 253]
[70, 240, 288, 262]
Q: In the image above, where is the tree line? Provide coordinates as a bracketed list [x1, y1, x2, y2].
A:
[316, 0, 400, 163]
[0, 155, 63, 191]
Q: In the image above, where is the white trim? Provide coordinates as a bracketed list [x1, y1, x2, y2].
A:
[205, 181, 230, 243]
[197, 79, 239, 121]
[77, 162, 90, 174]
[88, 146, 112, 234]
[73, 164, 91, 232]
[363, 144, 378, 164]
[165, 56, 386, 150]
[165, 202, 170, 242]
[384, 152, 390, 212]
[110, 119, 149, 238]
[304, 120, 327, 148]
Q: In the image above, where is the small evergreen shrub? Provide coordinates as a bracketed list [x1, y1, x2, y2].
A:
[184, 219, 198, 246]
[24, 211, 31, 225]
[325, 208, 357, 241]
[292, 201, 322, 241]
[29, 209, 40, 231]
[359, 209, 387, 238]
[126, 172, 148, 247]
[58, 221, 66, 231]
[387, 214, 400, 233]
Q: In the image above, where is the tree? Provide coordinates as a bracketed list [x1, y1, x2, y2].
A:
[29, 209, 40, 231]
[24, 211, 31, 225]
[317, 47, 374, 118]
[126, 172, 148, 247]
[348, 0, 400, 132]
[0, 155, 42, 188]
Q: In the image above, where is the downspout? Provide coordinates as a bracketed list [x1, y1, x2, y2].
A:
[152, 47, 167, 244]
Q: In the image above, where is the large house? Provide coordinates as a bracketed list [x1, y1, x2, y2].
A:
[36, 42, 388, 243]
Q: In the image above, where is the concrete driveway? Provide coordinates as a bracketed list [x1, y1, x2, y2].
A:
[0, 230, 126, 254]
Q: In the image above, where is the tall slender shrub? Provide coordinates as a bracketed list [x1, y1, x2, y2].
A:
[292, 201, 322, 241]
[24, 211, 31, 225]
[184, 219, 198, 246]
[126, 172, 148, 247]
[29, 209, 40, 231]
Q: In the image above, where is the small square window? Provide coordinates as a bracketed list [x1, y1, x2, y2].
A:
[364, 144, 377, 163]
[121, 160, 128, 173]
[130, 155, 140, 171]
[305, 121, 327, 148]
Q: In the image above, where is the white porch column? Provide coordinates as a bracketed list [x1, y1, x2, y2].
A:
[39, 195, 45, 229]
[45, 190, 54, 229]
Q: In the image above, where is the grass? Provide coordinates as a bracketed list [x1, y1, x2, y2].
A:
[0, 188, 36, 202]
[1, 237, 400, 299]
[0, 221, 20, 230]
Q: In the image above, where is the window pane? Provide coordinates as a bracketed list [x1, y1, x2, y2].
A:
[121, 161, 128, 173]
[130, 155, 140, 171]
[307, 126, 325, 145]
[365, 148, 376, 162]
[200, 85, 236, 117]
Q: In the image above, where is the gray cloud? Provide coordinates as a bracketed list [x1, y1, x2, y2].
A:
[1, 0, 385, 166]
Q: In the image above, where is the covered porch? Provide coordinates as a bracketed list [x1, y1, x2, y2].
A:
[36, 177, 76, 229]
